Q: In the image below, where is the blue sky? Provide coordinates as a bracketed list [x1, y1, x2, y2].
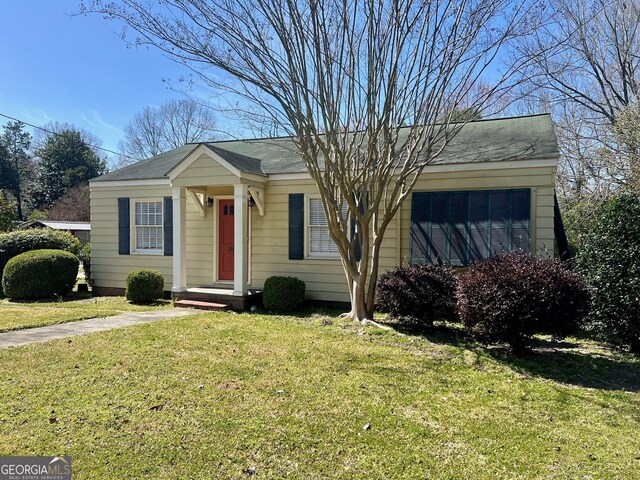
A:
[0, 1, 197, 164]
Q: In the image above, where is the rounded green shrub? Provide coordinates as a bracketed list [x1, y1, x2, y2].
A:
[0, 228, 81, 278]
[2, 249, 79, 299]
[263, 276, 305, 313]
[575, 193, 640, 351]
[376, 264, 458, 326]
[125, 269, 165, 304]
[457, 251, 591, 350]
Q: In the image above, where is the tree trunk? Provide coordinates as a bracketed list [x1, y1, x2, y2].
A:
[15, 191, 23, 221]
[350, 275, 371, 322]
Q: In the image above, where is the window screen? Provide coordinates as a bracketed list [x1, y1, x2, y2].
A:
[134, 201, 163, 252]
[410, 189, 531, 265]
[308, 198, 347, 255]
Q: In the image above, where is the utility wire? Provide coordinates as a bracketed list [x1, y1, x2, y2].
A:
[0, 111, 139, 162]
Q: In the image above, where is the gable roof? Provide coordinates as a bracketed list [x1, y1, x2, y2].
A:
[92, 114, 558, 183]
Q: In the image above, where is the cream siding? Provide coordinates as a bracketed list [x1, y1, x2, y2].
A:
[91, 162, 557, 303]
[91, 185, 174, 291]
[250, 179, 398, 303]
[171, 153, 238, 187]
[91, 184, 219, 291]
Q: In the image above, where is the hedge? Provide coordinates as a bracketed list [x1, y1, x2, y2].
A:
[2, 249, 79, 299]
[0, 228, 81, 278]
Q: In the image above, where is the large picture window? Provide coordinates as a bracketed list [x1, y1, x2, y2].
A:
[307, 197, 348, 257]
[410, 189, 531, 266]
[134, 200, 163, 253]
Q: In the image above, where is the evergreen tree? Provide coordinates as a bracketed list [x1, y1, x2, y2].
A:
[0, 121, 33, 220]
[35, 129, 107, 207]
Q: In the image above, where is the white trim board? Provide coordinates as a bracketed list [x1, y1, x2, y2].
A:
[90, 178, 170, 188]
[167, 144, 267, 185]
[266, 158, 558, 181]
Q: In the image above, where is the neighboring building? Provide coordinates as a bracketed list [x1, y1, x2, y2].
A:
[89, 114, 560, 307]
[18, 220, 91, 246]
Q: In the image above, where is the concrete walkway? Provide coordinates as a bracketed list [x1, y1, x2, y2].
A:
[0, 309, 195, 349]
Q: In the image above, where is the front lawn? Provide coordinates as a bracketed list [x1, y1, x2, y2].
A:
[0, 312, 638, 479]
[0, 296, 171, 332]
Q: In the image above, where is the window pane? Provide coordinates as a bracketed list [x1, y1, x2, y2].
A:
[449, 192, 467, 265]
[134, 201, 163, 251]
[309, 199, 326, 226]
[490, 191, 509, 222]
[511, 190, 530, 221]
[310, 226, 337, 253]
[490, 226, 508, 255]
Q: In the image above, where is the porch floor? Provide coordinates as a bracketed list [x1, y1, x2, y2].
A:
[172, 287, 262, 311]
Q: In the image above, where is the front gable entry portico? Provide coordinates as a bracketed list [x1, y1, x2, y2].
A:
[167, 145, 266, 296]
[89, 114, 562, 308]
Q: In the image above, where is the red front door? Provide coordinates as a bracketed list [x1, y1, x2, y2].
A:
[218, 199, 234, 280]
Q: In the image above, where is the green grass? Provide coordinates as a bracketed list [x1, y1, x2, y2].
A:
[0, 312, 638, 479]
[0, 296, 172, 332]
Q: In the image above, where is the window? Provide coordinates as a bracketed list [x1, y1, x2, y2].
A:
[307, 197, 348, 257]
[133, 200, 163, 253]
[410, 189, 530, 265]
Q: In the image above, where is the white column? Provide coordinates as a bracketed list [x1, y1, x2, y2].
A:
[233, 184, 248, 296]
[172, 187, 187, 292]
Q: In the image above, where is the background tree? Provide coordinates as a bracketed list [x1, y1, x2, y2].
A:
[34, 129, 107, 207]
[0, 191, 18, 232]
[46, 184, 91, 222]
[83, 0, 536, 323]
[32, 121, 105, 155]
[118, 98, 219, 164]
[0, 121, 33, 221]
[514, 0, 640, 195]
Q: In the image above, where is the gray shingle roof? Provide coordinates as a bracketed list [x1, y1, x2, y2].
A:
[92, 114, 558, 183]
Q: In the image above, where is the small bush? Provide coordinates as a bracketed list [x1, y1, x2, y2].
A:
[78, 243, 91, 285]
[575, 193, 640, 351]
[2, 249, 79, 299]
[263, 276, 305, 313]
[125, 269, 165, 304]
[0, 228, 81, 278]
[457, 251, 590, 350]
[376, 264, 458, 325]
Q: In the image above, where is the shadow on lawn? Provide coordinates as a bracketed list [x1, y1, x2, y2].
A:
[387, 322, 640, 393]
[489, 344, 640, 393]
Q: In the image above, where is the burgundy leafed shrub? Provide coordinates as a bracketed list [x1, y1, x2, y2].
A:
[376, 264, 458, 326]
[457, 251, 591, 350]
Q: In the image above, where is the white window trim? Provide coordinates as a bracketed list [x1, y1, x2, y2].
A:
[305, 195, 346, 260]
[131, 198, 164, 255]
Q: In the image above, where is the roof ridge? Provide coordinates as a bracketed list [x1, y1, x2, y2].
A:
[188, 113, 552, 145]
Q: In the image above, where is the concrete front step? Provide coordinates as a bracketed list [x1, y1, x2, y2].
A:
[175, 299, 229, 311]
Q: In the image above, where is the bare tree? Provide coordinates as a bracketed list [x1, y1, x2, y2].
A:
[33, 121, 104, 155]
[46, 184, 91, 222]
[118, 98, 219, 164]
[514, 0, 640, 194]
[82, 0, 536, 323]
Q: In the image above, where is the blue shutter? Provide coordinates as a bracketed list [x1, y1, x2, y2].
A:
[289, 194, 304, 260]
[351, 193, 364, 262]
[163, 196, 173, 256]
[118, 197, 130, 255]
